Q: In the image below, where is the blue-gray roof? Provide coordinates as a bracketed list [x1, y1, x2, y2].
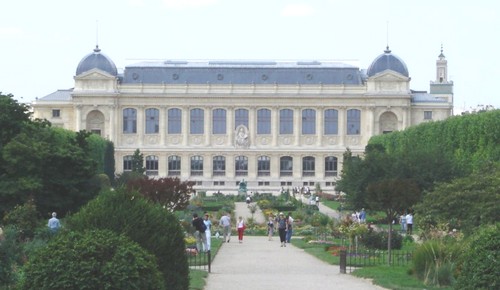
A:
[76, 46, 117, 76]
[122, 60, 364, 85]
[37, 89, 73, 101]
[367, 48, 409, 77]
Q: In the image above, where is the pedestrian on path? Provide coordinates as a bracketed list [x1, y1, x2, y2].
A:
[192, 213, 208, 252]
[219, 212, 232, 243]
[237, 216, 246, 243]
[267, 215, 274, 241]
[204, 212, 212, 251]
[286, 212, 294, 243]
[405, 212, 413, 235]
[277, 212, 288, 247]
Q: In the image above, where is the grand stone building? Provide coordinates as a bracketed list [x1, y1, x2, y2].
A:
[32, 46, 453, 194]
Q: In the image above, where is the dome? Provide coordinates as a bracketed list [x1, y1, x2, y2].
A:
[76, 45, 117, 76]
[367, 47, 409, 77]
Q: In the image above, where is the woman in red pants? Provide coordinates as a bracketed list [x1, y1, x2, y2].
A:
[237, 216, 246, 243]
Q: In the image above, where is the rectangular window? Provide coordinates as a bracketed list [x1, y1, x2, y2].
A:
[168, 156, 181, 176]
[168, 108, 182, 134]
[302, 109, 316, 134]
[123, 108, 137, 134]
[324, 109, 338, 135]
[257, 109, 271, 134]
[190, 156, 203, 176]
[190, 108, 204, 134]
[280, 109, 293, 134]
[213, 109, 227, 134]
[424, 111, 433, 120]
[347, 109, 361, 135]
[52, 109, 60, 118]
[235, 109, 249, 129]
[145, 108, 159, 134]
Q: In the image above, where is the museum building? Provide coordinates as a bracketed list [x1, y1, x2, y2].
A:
[31, 46, 453, 193]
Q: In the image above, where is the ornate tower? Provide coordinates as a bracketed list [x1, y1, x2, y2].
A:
[430, 46, 454, 109]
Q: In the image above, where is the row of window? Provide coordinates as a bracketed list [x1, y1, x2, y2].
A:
[123, 155, 339, 177]
[123, 108, 362, 135]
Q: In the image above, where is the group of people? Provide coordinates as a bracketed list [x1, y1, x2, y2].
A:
[399, 212, 414, 235]
[266, 212, 294, 247]
[191, 211, 248, 252]
[350, 208, 367, 223]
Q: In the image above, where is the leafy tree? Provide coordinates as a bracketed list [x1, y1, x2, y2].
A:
[0, 93, 32, 150]
[126, 176, 194, 211]
[0, 125, 99, 216]
[415, 163, 500, 235]
[19, 229, 165, 290]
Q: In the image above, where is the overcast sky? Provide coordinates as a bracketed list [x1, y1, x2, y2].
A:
[1, 0, 499, 113]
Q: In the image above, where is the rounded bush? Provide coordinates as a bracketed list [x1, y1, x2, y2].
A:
[361, 230, 403, 250]
[66, 189, 188, 290]
[19, 229, 164, 290]
[455, 223, 500, 289]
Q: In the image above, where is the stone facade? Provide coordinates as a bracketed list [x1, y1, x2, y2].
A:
[31, 46, 453, 194]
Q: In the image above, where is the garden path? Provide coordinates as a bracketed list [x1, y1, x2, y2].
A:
[233, 201, 266, 224]
[204, 236, 387, 290]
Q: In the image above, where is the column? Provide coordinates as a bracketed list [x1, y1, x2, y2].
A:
[137, 105, 144, 146]
[205, 106, 212, 146]
[338, 107, 346, 146]
[75, 104, 82, 131]
[294, 107, 300, 146]
[159, 106, 166, 145]
[108, 105, 115, 142]
[227, 107, 234, 146]
[271, 107, 278, 146]
[182, 107, 189, 146]
[316, 108, 323, 146]
[249, 107, 256, 148]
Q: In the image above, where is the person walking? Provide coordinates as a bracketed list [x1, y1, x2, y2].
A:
[405, 212, 413, 235]
[277, 212, 288, 247]
[219, 212, 232, 243]
[400, 212, 407, 233]
[192, 213, 208, 252]
[285, 212, 294, 243]
[203, 212, 212, 251]
[237, 216, 246, 243]
[48, 212, 61, 234]
[267, 215, 275, 241]
[359, 208, 366, 223]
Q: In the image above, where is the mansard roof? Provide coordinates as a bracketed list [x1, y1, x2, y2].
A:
[121, 60, 365, 85]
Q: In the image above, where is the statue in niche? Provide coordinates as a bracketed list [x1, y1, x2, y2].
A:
[235, 125, 249, 148]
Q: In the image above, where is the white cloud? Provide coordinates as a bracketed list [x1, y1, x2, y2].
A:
[162, 0, 219, 9]
[281, 3, 315, 17]
[128, 0, 145, 7]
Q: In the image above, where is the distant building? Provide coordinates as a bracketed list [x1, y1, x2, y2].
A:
[32, 46, 453, 194]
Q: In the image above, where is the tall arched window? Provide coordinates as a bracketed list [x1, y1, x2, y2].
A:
[302, 156, 315, 177]
[145, 108, 159, 134]
[235, 156, 248, 176]
[258, 156, 270, 176]
[190, 155, 203, 176]
[235, 109, 249, 129]
[190, 108, 204, 134]
[123, 108, 137, 133]
[347, 109, 361, 135]
[257, 109, 271, 134]
[145, 155, 159, 176]
[325, 156, 338, 176]
[280, 156, 293, 177]
[280, 109, 293, 134]
[213, 108, 227, 134]
[302, 109, 316, 134]
[168, 155, 181, 176]
[213, 156, 226, 176]
[324, 109, 338, 135]
[168, 108, 182, 134]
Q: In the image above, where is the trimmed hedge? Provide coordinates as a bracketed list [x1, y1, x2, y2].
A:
[66, 189, 189, 290]
[19, 230, 164, 290]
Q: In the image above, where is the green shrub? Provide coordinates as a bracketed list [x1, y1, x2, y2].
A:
[2, 199, 39, 241]
[412, 240, 460, 287]
[66, 189, 189, 290]
[0, 226, 24, 287]
[455, 223, 500, 290]
[360, 230, 403, 250]
[18, 229, 164, 290]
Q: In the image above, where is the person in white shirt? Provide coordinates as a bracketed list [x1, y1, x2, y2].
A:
[203, 212, 212, 251]
[237, 216, 246, 243]
[48, 212, 61, 233]
[219, 212, 232, 242]
[405, 213, 413, 235]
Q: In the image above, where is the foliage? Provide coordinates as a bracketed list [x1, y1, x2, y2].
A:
[0, 226, 24, 287]
[86, 133, 115, 182]
[103, 141, 115, 184]
[18, 229, 165, 290]
[0, 125, 100, 217]
[369, 109, 500, 175]
[66, 189, 189, 290]
[127, 176, 194, 211]
[0, 93, 32, 150]
[360, 230, 403, 250]
[131, 148, 145, 174]
[412, 239, 462, 287]
[455, 223, 500, 290]
[2, 199, 39, 241]
[415, 163, 500, 235]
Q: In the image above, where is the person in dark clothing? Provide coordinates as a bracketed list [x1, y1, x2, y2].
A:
[192, 213, 208, 252]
